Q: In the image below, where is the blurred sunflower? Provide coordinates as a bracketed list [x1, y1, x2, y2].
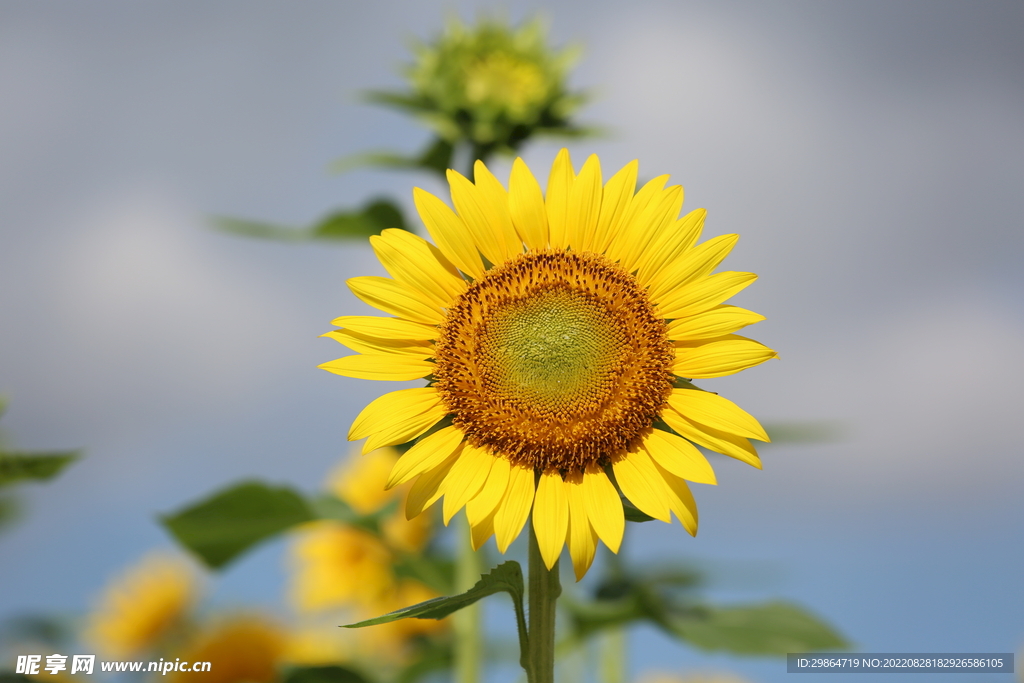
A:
[321, 150, 775, 579]
[289, 447, 441, 627]
[370, 16, 587, 157]
[289, 522, 395, 613]
[168, 615, 285, 683]
[282, 620, 354, 666]
[85, 551, 200, 658]
[326, 446, 432, 552]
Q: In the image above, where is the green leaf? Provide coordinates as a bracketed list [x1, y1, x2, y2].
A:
[762, 421, 846, 445]
[282, 666, 371, 683]
[622, 498, 655, 523]
[0, 452, 79, 488]
[312, 199, 408, 239]
[211, 217, 308, 242]
[329, 138, 453, 178]
[0, 615, 71, 646]
[0, 674, 33, 683]
[329, 151, 426, 174]
[160, 481, 314, 569]
[361, 90, 432, 114]
[345, 561, 524, 627]
[414, 138, 455, 176]
[392, 552, 456, 595]
[0, 495, 20, 532]
[563, 592, 644, 639]
[395, 640, 452, 683]
[668, 601, 848, 654]
[307, 493, 361, 524]
[307, 493, 395, 537]
[212, 198, 410, 244]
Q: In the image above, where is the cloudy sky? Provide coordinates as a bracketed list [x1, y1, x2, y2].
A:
[1, 2, 1022, 681]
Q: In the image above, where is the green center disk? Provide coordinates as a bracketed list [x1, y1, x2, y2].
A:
[478, 286, 624, 413]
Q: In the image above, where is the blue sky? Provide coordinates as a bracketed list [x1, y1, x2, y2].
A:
[1, 2, 1022, 681]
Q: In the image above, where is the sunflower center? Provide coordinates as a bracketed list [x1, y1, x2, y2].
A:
[480, 286, 622, 414]
[433, 251, 674, 473]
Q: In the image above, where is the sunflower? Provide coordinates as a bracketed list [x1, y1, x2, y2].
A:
[85, 551, 201, 658]
[168, 615, 285, 683]
[289, 522, 396, 613]
[326, 446, 432, 552]
[386, 16, 585, 152]
[321, 150, 775, 580]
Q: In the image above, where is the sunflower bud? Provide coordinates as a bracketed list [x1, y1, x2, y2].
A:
[377, 16, 588, 158]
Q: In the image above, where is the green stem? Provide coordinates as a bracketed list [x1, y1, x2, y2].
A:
[453, 515, 482, 683]
[599, 544, 627, 683]
[527, 521, 561, 683]
[598, 627, 627, 683]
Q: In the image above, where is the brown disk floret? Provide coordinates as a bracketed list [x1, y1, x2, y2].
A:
[433, 250, 674, 473]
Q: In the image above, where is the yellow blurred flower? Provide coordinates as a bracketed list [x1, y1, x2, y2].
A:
[289, 521, 395, 613]
[282, 621, 352, 666]
[380, 505, 431, 553]
[327, 446, 400, 515]
[168, 615, 285, 683]
[326, 446, 432, 553]
[85, 551, 200, 658]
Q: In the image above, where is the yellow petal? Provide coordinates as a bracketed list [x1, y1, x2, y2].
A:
[616, 184, 683, 273]
[509, 157, 549, 251]
[347, 276, 445, 325]
[604, 174, 669, 263]
[648, 233, 739, 302]
[611, 449, 671, 522]
[470, 507, 498, 551]
[413, 187, 485, 279]
[363, 405, 449, 454]
[592, 160, 638, 254]
[673, 335, 777, 378]
[321, 329, 433, 357]
[606, 176, 671, 266]
[349, 387, 440, 440]
[319, 355, 434, 382]
[668, 389, 769, 441]
[532, 471, 568, 569]
[565, 474, 598, 581]
[666, 306, 765, 341]
[634, 208, 707, 286]
[370, 229, 467, 306]
[662, 408, 762, 469]
[565, 154, 602, 251]
[447, 169, 514, 267]
[494, 465, 535, 552]
[466, 455, 511, 526]
[473, 160, 523, 258]
[545, 148, 576, 249]
[330, 316, 438, 341]
[386, 425, 465, 489]
[655, 271, 757, 320]
[652, 462, 699, 535]
[406, 446, 462, 518]
[581, 466, 624, 553]
[440, 444, 495, 524]
[641, 428, 717, 485]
